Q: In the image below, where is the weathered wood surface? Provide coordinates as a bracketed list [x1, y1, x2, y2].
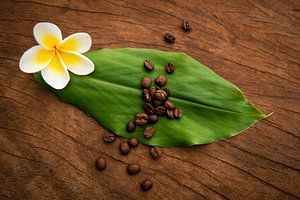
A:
[0, 0, 299, 199]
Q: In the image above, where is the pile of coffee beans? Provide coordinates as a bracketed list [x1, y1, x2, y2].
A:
[126, 60, 183, 140]
[96, 60, 185, 192]
[96, 19, 193, 193]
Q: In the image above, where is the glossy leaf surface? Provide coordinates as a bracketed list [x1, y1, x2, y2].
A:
[34, 48, 266, 147]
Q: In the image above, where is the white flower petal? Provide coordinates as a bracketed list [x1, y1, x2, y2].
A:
[19, 45, 54, 73]
[34, 22, 62, 50]
[59, 33, 92, 53]
[41, 52, 70, 89]
[60, 50, 95, 75]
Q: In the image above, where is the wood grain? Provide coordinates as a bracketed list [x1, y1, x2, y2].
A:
[0, 0, 299, 199]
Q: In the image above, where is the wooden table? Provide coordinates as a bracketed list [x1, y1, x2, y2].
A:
[0, 0, 299, 199]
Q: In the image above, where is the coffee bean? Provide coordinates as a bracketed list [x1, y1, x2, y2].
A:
[164, 33, 176, 43]
[127, 164, 141, 175]
[155, 106, 166, 116]
[155, 75, 167, 86]
[135, 113, 148, 125]
[182, 20, 192, 31]
[103, 134, 116, 143]
[143, 103, 155, 115]
[128, 137, 139, 147]
[164, 101, 175, 110]
[148, 114, 158, 124]
[144, 127, 154, 139]
[135, 113, 149, 120]
[166, 63, 175, 73]
[174, 109, 183, 118]
[141, 180, 153, 191]
[141, 77, 152, 89]
[149, 86, 157, 98]
[143, 89, 152, 103]
[95, 157, 107, 170]
[144, 60, 154, 71]
[163, 88, 170, 97]
[150, 147, 162, 159]
[119, 142, 130, 155]
[153, 99, 162, 106]
[126, 122, 136, 132]
[166, 109, 174, 118]
[155, 89, 168, 101]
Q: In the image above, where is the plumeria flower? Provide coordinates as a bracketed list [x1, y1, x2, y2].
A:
[19, 22, 94, 89]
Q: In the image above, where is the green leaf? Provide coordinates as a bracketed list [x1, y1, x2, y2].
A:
[34, 48, 267, 147]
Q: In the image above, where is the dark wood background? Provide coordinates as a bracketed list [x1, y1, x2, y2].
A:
[0, 0, 299, 199]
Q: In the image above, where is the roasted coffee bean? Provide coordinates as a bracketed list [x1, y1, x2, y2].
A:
[141, 180, 153, 191]
[174, 109, 183, 118]
[126, 122, 136, 132]
[166, 63, 175, 73]
[127, 164, 141, 175]
[150, 147, 162, 159]
[182, 20, 192, 31]
[155, 106, 166, 116]
[143, 89, 152, 103]
[166, 109, 174, 118]
[155, 75, 167, 86]
[164, 101, 175, 110]
[141, 77, 152, 88]
[128, 137, 139, 147]
[153, 99, 162, 106]
[144, 60, 154, 71]
[163, 88, 170, 97]
[95, 157, 107, 170]
[136, 113, 149, 118]
[144, 127, 154, 139]
[119, 142, 130, 155]
[148, 114, 158, 124]
[103, 134, 116, 143]
[135, 113, 148, 125]
[149, 86, 157, 98]
[164, 33, 176, 43]
[155, 89, 168, 101]
[144, 103, 155, 115]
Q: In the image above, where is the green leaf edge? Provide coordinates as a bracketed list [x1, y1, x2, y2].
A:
[33, 48, 270, 147]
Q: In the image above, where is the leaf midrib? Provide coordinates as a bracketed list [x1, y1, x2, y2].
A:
[86, 76, 264, 117]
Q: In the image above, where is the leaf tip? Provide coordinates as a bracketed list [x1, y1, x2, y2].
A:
[264, 111, 274, 118]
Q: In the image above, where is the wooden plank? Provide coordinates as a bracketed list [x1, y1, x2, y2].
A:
[0, 0, 299, 199]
